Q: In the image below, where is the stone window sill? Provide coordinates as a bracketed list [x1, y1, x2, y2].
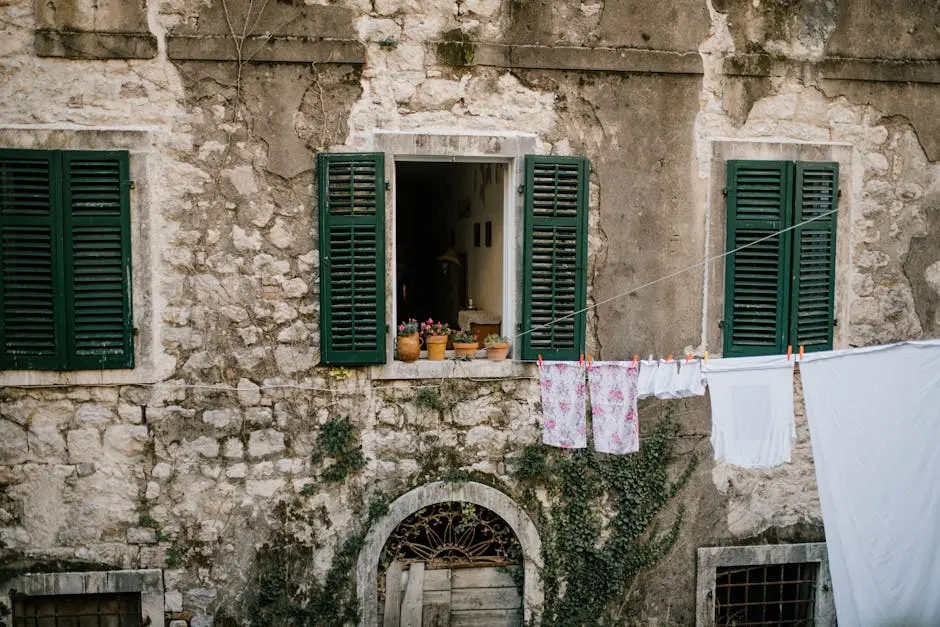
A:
[370, 354, 533, 380]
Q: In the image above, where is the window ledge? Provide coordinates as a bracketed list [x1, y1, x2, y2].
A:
[371, 356, 534, 380]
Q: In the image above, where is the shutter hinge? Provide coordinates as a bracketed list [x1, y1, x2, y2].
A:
[386, 324, 390, 334]
[722, 187, 727, 197]
[385, 181, 391, 191]
[833, 318, 838, 327]
[718, 320, 725, 329]
[837, 189, 842, 198]
[133, 327, 139, 336]
[124, 180, 136, 190]
[517, 185, 524, 195]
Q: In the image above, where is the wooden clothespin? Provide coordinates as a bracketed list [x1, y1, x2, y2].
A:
[666, 354, 673, 362]
[787, 345, 793, 361]
[579, 353, 584, 366]
[686, 353, 692, 364]
[633, 354, 639, 367]
[587, 354, 594, 367]
[799, 345, 805, 361]
[704, 351, 709, 364]
[537, 353, 543, 367]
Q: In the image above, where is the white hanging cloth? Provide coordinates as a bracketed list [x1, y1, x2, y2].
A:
[653, 359, 680, 399]
[702, 355, 795, 468]
[801, 340, 940, 627]
[637, 359, 658, 399]
[588, 361, 640, 454]
[538, 361, 587, 449]
[675, 359, 706, 397]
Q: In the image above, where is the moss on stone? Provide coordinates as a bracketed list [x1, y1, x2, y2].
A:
[436, 29, 476, 68]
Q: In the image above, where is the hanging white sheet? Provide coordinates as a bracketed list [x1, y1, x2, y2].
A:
[703, 355, 795, 468]
[538, 361, 587, 449]
[800, 340, 940, 627]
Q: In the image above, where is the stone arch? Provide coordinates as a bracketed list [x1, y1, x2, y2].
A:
[356, 481, 543, 626]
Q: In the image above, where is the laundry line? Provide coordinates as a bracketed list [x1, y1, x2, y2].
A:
[511, 206, 840, 347]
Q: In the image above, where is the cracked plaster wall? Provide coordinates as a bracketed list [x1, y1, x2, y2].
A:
[0, 0, 938, 625]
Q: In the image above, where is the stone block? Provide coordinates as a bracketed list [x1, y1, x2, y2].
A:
[248, 430, 286, 458]
[127, 527, 158, 544]
[66, 428, 102, 464]
[0, 420, 28, 465]
[237, 379, 261, 406]
[104, 425, 150, 457]
[246, 478, 285, 497]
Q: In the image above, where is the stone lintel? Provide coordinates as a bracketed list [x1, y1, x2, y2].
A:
[34, 30, 158, 60]
[166, 35, 365, 65]
[433, 42, 705, 75]
[724, 53, 940, 84]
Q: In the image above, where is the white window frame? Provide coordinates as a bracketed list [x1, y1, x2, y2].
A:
[695, 542, 835, 627]
[369, 130, 538, 379]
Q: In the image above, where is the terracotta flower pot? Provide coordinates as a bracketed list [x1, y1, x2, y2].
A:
[486, 342, 510, 361]
[425, 335, 449, 361]
[396, 334, 422, 362]
[453, 342, 478, 359]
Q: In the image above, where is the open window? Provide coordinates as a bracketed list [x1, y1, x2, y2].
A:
[317, 152, 589, 366]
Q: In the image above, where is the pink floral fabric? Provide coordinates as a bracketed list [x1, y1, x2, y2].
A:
[588, 361, 640, 454]
[539, 361, 587, 449]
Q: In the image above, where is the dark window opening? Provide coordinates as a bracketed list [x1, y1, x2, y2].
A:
[395, 162, 504, 333]
[715, 562, 818, 626]
[13, 592, 142, 627]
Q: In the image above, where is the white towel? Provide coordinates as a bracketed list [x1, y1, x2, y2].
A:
[653, 359, 680, 399]
[703, 355, 795, 468]
[675, 359, 706, 397]
[637, 359, 658, 399]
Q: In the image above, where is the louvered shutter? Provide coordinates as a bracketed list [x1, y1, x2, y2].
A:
[318, 153, 386, 365]
[61, 151, 134, 369]
[789, 162, 838, 352]
[521, 156, 588, 361]
[722, 161, 792, 357]
[0, 150, 63, 369]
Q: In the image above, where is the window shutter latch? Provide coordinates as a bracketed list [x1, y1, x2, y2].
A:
[718, 319, 725, 329]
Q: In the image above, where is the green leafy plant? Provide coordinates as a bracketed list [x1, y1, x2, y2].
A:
[414, 388, 447, 412]
[484, 333, 508, 347]
[311, 416, 367, 483]
[452, 330, 476, 343]
[514, 410, 697, 625]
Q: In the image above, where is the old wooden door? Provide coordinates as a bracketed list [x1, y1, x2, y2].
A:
[384, 562, 522, 627]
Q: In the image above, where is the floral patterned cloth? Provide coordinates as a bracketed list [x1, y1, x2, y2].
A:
[588, 361, 640, 454]
[539, 361, 587, 449]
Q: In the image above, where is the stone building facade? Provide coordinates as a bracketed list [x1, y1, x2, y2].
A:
[0, 0, 937, 625]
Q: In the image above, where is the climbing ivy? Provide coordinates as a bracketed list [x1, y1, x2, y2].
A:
[513, 410, 697, 625]
[310, 415, 366, 483]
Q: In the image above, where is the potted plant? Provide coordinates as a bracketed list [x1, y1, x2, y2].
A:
[396, 318, 421, 363]
[421, 319, 451, 361]
[484, 334, 510, 361]
[452, 330, 478, 359]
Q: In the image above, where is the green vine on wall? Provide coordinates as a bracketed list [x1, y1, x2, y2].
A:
[309, 415, 366, 484]
[514, 410, 697, 625]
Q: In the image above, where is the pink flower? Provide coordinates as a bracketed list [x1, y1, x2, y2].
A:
[593, 405, 605, 416]
[577, 384, 586, 395]
[612, 433, 622, 444]
[559, 402, 569, 413]
[546, 420, 556, 429]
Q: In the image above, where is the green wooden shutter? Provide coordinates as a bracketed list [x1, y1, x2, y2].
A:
[521, 156, 588, 361]
[789, 162, 838, 353]
[723, 161, 792, 357]
[318, 153, 386, 365]
[0, 150, 63, 370]
[61, 151, 134, 369]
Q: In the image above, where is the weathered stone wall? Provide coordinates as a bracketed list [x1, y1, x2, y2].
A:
[0, 0, 938, 625]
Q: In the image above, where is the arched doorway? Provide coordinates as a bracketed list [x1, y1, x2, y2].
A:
[356, 482, 543, 627]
